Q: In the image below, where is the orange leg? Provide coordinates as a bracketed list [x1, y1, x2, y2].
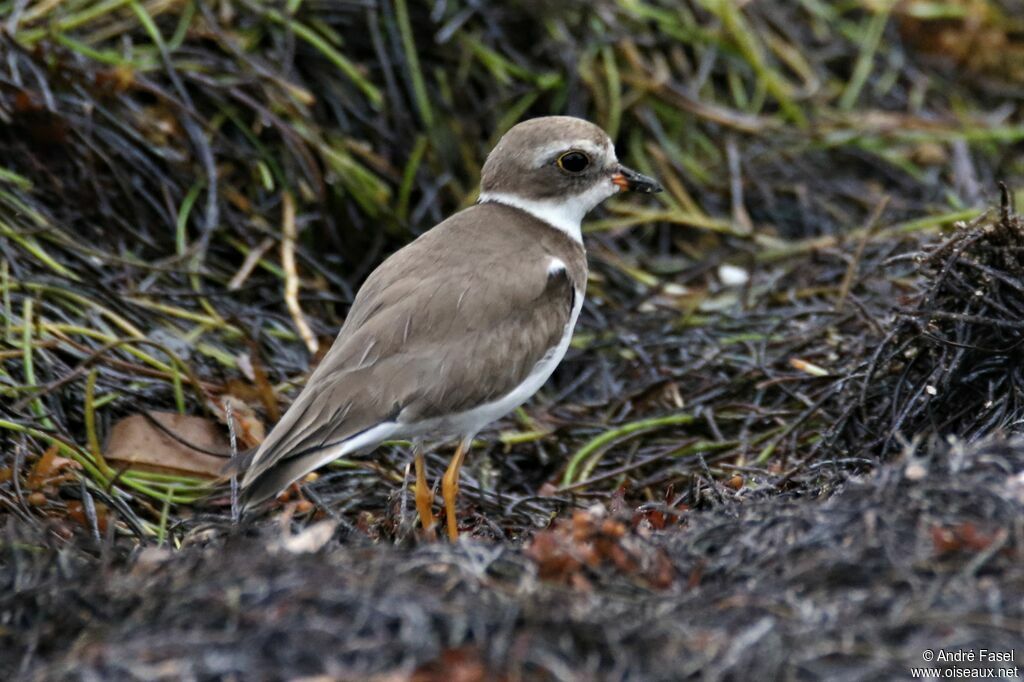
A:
[413, 444, 436, 536]
[442, 436, 472, 541]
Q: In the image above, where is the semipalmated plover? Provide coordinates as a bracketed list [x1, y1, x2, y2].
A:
[241, 116, 662, 539]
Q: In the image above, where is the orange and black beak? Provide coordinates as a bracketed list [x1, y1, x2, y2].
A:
[612, 165, 663, 194]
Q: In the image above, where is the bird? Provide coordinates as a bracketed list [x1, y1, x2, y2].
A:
[240, 116, 662, 539]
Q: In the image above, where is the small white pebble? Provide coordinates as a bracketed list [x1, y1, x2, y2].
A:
[718, 264, 749, 286]
[905, 462, 927, 481]
[663, 283, 689, 296]
[277, 519, 338, 555]
[1006, 471, 1024, 504]
[925, 385, 938, 396]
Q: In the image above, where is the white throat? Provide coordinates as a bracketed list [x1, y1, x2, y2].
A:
[479, 178, 618, 244]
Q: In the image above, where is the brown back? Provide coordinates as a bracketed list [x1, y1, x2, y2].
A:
[240, 202, 586, 502]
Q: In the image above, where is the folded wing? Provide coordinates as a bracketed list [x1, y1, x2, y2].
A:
[240, 204, 584, 506]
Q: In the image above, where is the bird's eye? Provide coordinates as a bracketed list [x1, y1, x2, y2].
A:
[557, 151, 590, 173]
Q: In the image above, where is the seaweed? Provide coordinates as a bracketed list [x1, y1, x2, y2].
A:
[0, 1, 1022, 677]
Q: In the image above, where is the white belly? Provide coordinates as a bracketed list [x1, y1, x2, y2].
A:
[398, 287, 585, 440]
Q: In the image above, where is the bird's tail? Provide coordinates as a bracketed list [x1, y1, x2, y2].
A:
[238, 420, 400, 511]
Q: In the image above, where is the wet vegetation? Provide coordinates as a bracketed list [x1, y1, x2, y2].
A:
[1, 1, 1023, 679]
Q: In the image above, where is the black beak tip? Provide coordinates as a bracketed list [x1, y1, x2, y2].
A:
[615, 166, 664, 194]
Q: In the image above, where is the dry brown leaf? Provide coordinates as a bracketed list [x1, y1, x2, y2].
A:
[209, 394, 266, 449]
[66, 500, 109, 533]
[105, 412, 230, 478]
[27, 444, 80, 490]
[526, 507, 677, 590]
[931, 522, 1007, 556]
[245, 342, 281, 422]
[412, 647, 491, 682]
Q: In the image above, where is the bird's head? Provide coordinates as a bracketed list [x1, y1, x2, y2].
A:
[479, 116, 662, 238]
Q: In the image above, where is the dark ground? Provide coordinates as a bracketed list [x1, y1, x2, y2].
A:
[5, 437, 1023, 681]
[1, 1, 1023, 680]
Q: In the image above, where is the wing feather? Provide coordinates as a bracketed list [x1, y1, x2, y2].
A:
[240, 203, 586, 505]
